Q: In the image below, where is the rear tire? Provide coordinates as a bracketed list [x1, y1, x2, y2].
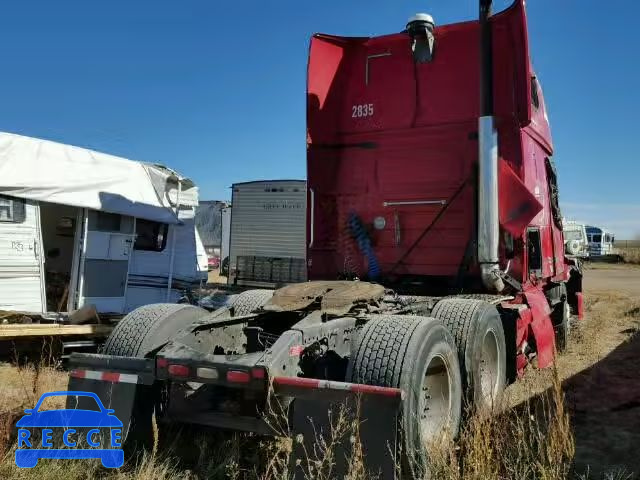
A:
[103, 303, 209, 357]
[432, 298, 506, 412]
[102, 304, 209, 455]
[347, 315, 462, 478]
[231, 289, 273, 316]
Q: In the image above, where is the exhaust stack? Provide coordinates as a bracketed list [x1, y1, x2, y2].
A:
[477, 0, 504, 292]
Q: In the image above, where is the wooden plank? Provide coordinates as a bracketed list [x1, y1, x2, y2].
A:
[0, 323, 113, 339]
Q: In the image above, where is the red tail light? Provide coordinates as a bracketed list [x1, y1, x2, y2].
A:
[157, 358, 169, 368]
[168, 364, 190, 377]
[227, 370, 250, 383]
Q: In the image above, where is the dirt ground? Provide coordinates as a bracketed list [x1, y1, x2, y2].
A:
[583, 262, 640, 296]
[508, 264, 640, 477]
[207, 268, 226, 285]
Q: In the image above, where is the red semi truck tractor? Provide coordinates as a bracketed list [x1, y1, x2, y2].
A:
[67, 1, 583, 478]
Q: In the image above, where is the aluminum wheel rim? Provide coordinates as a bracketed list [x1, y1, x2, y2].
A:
[479, 329, 499, 405]
[420, 354, 452, 441]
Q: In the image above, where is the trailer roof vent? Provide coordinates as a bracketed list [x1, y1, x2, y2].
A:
[406, 13, 435, 63]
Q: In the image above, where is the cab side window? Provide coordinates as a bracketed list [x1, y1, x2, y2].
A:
[531, 77, 540, 110]
[545, 158, 563, 229]
[527, 228, 542, 276]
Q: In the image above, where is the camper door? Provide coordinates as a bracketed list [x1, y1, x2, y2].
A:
[76, 210, 135, 314]
[0, 196, 46, 312]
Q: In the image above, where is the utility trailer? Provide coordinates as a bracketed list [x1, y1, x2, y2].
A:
[68, 1, 584, 478]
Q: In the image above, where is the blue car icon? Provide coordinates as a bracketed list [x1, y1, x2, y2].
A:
[15, 391, 124, 468]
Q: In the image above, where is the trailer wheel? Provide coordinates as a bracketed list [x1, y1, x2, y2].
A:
[103, 303, 209, 357]
[231, 289, 273, 316]
[432, 298, 506, 412]
[102, 303, 209, 454]
[347, 315, 462, 477]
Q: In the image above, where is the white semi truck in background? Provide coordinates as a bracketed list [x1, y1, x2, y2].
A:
[563, 220, 590, 259]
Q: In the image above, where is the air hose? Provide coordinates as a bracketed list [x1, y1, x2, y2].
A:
[348, 212, 380, 280]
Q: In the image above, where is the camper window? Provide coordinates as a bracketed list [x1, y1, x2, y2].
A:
[95, 212, 122, 231]
[0, 195, 26, 223]
[135, 219, 168, 252]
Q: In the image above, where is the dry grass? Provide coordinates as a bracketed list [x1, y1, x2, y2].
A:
[428, 367, 574, 480]
[0, 361, 586, 480]
[506, 289, 640, 406]
[0, 354, 68, 458]
[619, 247, 640, 264]
[1, 287, 639, 479]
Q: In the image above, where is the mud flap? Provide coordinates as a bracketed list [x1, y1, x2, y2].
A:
[66, 353, 156, 441]
[272, 377, 403, 480]
[524, 289, 555, 367]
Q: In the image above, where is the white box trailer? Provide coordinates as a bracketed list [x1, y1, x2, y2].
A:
[228, 180, 306, 287]
[0, 132, 207, 319]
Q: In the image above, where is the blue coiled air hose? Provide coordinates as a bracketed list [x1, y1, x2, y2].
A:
[348, 212, 380, 280]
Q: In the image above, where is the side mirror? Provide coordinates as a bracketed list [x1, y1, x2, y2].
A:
[23, 409, 33, 414]
[105, 409, 115, 415]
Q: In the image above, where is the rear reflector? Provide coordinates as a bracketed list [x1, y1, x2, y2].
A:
[101, 372, 121, 383]
[69, 369, 138, 384]
[157, 358, 169, 368]
[227, 370, 250, 383]
[196, 367, 219, 380]
[272, 376, 403, 398]
[251, 367, 266, 379]
[289, 345, 304, 357]
[168, 364, 190, 377]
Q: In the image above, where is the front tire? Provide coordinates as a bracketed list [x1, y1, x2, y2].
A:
[552, 298, 571, 353]
[347, 315, 462, 478]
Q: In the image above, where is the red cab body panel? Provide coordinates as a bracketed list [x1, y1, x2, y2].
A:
[307, 1, 563, 290]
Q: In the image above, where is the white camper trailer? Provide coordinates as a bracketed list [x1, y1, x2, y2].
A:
[0, 132, 207, 318]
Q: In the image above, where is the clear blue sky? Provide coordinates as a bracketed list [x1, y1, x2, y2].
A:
[1, 1, 638, 238]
